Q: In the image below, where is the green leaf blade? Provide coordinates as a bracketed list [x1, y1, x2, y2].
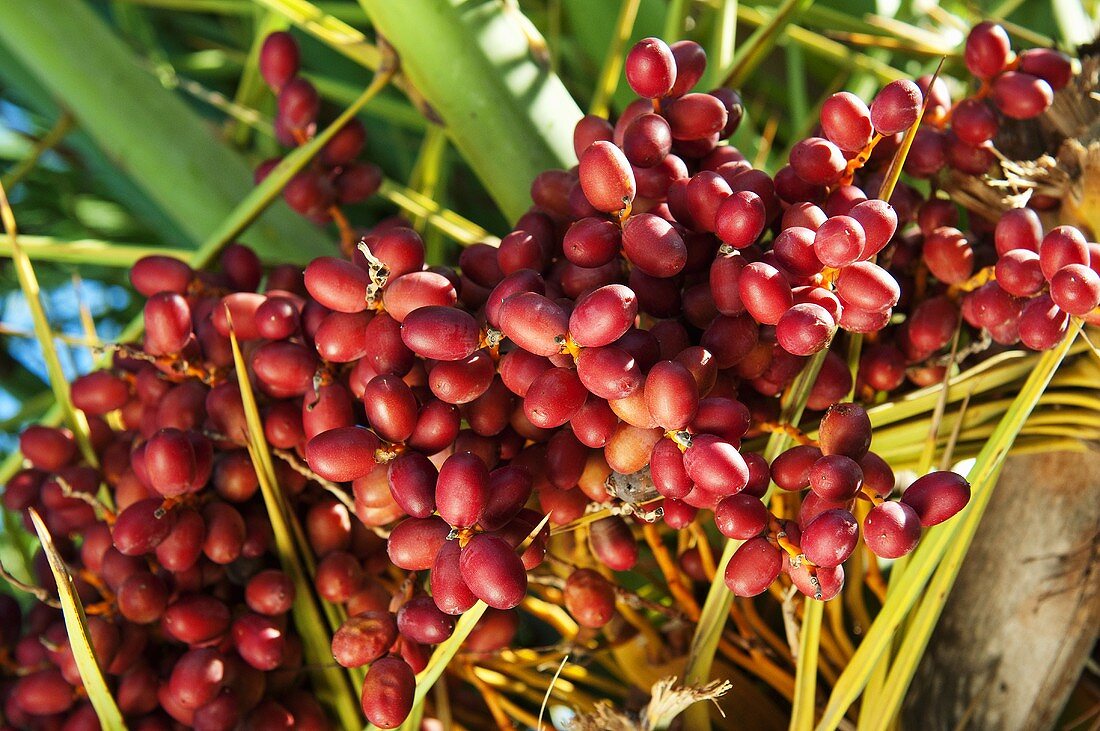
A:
[0, 195, 99, 471]
[0, 0, 320, 261]
[29, 509, 126, 731]
[357, 0, 583, 222]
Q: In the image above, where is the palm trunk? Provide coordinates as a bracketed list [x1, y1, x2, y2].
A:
[902, 450, 1100, 730]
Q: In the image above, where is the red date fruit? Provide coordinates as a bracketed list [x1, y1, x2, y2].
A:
[724, 536, 782, 597]
[459, 533, 528, 610]
[305, 427, 379, 483]
[563, 568, 617, 628]
[331, 611, 398, 668]
[579, 141, 636, 214]
[361, 656, 415, 729]
[900, 471, 971, 526]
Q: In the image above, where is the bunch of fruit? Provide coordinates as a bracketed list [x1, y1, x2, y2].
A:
[4, 247, 338, 729]
[257, 32, 382, 240]
[1, 19, 1091, 731]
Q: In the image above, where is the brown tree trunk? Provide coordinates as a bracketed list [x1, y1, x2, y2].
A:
[902, 451, 1100, 730]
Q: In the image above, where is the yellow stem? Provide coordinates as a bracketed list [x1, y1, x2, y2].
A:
[642, 523, 701, 620]
[588, 0, 641, 119]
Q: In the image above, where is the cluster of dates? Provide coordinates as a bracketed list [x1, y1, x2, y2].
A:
[2, 20, 1094, 731]
[3, 238, 535, 729]
[721, 405, 970, 600]
[256, 31, 382, 227]
[908, 21, 1074, 179]
[2, 246, 343, 730]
